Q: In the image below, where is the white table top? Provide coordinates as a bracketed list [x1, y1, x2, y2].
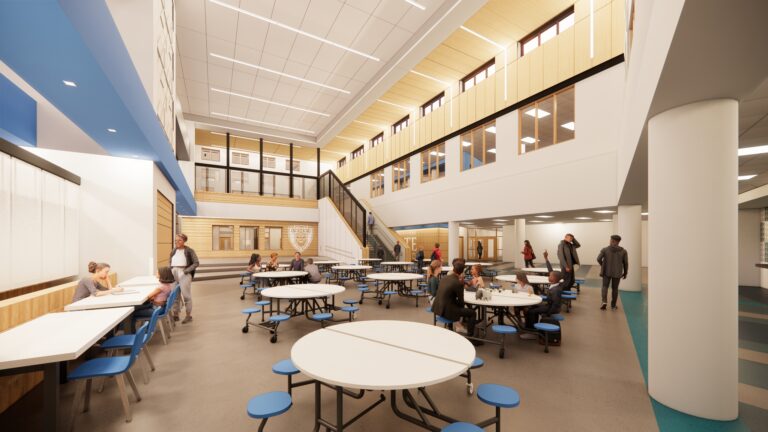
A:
[332, 265, 372, 271]
[251, 271, 308, 279]
[291, 321, 474, 390]
[381, 261, 414, 266]
[261, 263, 291, 268]
[65, 276, 160, 311]
[521, 267, 552, 274]
[358, 258, 382, 262]
[313, 260, 341, 265]
[464, 290, 542, 307]
[366, 273, 424, 282]
[465, 262, 493, 266]
[0, 307, 133, 370]
[261, 284, 345, 299]
[422, 266, 453, 273]
[496, 274, 552, 284]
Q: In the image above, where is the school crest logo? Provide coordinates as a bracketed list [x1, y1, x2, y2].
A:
[288, 225, 313, 252]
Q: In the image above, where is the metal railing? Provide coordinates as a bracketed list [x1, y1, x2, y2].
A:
[319, 170, 367, 247]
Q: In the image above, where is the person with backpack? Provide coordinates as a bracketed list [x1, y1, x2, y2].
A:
[521, 240, 535, 268]
[431, 243, 442, 262]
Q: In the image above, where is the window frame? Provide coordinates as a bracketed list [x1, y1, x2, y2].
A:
[460, 120, 497, 171]
[461, 58, 496, 93]
[420, 142, 446, 183]
[284, 159, 300, 172]
[263, 156, 276, 169]
[370, 169, 385, 198]
[392, 115, 410, 135]
[391, 159, 410, 192]
[518, 85, 575, 155]
[519, 7, 575, 57]
[370, 132, 384, 148]
[351, 145, 365, 160]
[231, 151, 249, 166]
[421, 92, 445, 116]
[201, 147, 221, 162]
[265, 226, 282, 250]
[212, 225, 234, 251]
[239, 226, 259, 250]
[337, 157, 346, 168]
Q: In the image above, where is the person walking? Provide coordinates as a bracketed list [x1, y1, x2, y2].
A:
[416, 248, 425, 271]
[394, 240, 402, 261]
[367, 211, 375, 235]
[476, 241, 483, 260]
[431, 243, 442, 262]
[521, 240, 535, 268]
[596, 235, 628, 310]
[557, 233, 580, 291]
[170, 233, 199, 324]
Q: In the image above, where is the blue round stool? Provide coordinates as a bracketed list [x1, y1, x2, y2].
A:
[246, 391, 292, 430]
[534, 322, 559, 353]
[491, 325, 518, 358]
[442, 422, 483, 432]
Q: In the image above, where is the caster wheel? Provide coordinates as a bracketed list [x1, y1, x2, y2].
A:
[467, 384, 474, 395]
[270, 335, 278, 343]
[240, 295, 245, 300]
[499, 350, 505, 359]
[242, 326, 249, 333]
[360, 300, 364, 304]
[378, 300, 382, 305]
[386, 304, 390, 309]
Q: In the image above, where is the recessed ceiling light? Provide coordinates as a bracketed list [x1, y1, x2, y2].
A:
[210, 112, 315, 134]
[429, 151, 445, 156]
[62, 80, 77, 87]
[536, 215, 554, 218]
[524, 108, 550, 118]
[738, 174, 757, 181]
[575, 217, 592, 220]
[738, 145, 768, 156]
[521, 136, 536, 144]
[561, 121, 575, 130]
[599, 219, 612, 222]
[493, 219, 508, 222]
[487, 148, 497, 154]
[107, 128, 117, 133]
[404, 0, 426, 10]
[529, 220, 543, 223]
[641, 212, 648, 216]
[211, 88, 330, 117]
[209, 0, 379, 61]
[377, 99, 412, 110]
[462, 140, 471, 147]
[485, 126, 496, 134]
[593, 210, 615, 214]
[460, 26, 503, 49]
[210, 53, 350, 94]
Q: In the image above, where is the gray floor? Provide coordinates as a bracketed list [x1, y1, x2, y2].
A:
[60, 275, 658, 432]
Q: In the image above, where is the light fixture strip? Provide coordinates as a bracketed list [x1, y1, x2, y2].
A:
[211, 88, 330, 117]
[460, 26, 504, 49]
[195, 121, 316, 144]
[210, 112, 315, 134]
[410, 70, 448, 85]
[209, 0, 379, 61]
[210, 53, 350, 94]
[404, 0, 426, 10]
[377, 99, 413, 110]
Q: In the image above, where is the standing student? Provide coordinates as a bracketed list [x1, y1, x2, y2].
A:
[72, 262, 122, 303]
[394, 241, 402, 261]
[596, 235, 629, 310]
[304, 258, 323, 283]
[476, 241, 483, 260]
[290, 252, 305, 271]
[557, 233, 580, 291]
[433, 258, 482, 345]
[132, 266, 175, 331]
[170, 233, 199, 324]
[521, 240, 535, 268]
[416, 248, 425, 271]
[431, 243, 442, 262]
[246, 253, 262, 273]
[367, 211, 375, 235]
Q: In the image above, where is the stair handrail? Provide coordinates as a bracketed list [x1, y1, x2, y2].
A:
[319, 170, 367, 247]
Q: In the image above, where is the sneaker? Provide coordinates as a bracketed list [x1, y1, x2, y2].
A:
[600, 303, 607, 310]
[611, 306, 618, 311]
[182, 316, 193, 324]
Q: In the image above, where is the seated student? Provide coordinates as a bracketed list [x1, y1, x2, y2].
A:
[132, 267, 175, 331]
[426, 259, 442, 302]
[304, 258, 322, 283]
[515, 272, 535, 295]
[290, 252, 305, 271]
[246, 253, 262, 273]
[524, 251, 564, 331]
[265, 253, 280, 271]
[466, 264, 485, 291]
[433, 258, 482, 346]
[72, 262, 122, 302]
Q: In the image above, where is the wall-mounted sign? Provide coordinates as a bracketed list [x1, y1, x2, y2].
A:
[288, 225, 314, 253]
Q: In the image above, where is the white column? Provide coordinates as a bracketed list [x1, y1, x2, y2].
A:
[617, 205, 642, 292]
[502, 224, 515, 263]
[448, 221, 459, 263]
[515, 218, 526, 266]
[648, 99, 738, 420]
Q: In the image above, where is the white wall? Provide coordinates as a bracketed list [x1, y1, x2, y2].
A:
[28, 148, 157, 281]
[642, 220, 648, 268]
[195, 201, 318, 222]
[318, 198, 363, 263]
[524, 221, 614, 266]
[350, 64, 626, 227]
[738, 209, 761, 287]
[194, 144, 333, 176]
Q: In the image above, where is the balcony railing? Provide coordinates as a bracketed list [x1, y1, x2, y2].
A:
[319, 170, 367, 247]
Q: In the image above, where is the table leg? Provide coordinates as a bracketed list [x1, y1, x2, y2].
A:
[43, 362, 61, 432]
[313, 381, 321, 432]
[336, 386, 344, 432]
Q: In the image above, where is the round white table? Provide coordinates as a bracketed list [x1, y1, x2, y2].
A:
[358, 258, 382, 262]
[313, 260, 341, 272]
[422, 265, 453, 273]
[380, 261, 415, 272]
[464, 262, 493, 267]
[261, 284, 345, 318]
[260, 263, 291, 269]
[520, 267, 551, 274]
[251, 270, 308, 286]
[496, 274, 551, 285]
[365, 273, 424, 308]
[331, 265, 372, 282]
[464, 290, 543, 357]
[291, 320, 475, 431]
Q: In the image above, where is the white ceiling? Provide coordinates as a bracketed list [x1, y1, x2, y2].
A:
[176, 0, 451, 143]
[738, 76, 768, 194]
[457, 207, 652, 229]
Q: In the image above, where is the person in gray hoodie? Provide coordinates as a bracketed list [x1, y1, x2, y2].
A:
[596, 235, 628, 310]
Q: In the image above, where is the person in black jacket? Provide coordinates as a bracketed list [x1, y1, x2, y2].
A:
[433, 258, 482, 345]
[525, 250, 564, 330]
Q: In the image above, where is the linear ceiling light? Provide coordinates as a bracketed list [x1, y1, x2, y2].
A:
[493, 219, 508, 222]
[521, 136, 536, 144]
[561, 121, 575, 130]
[195, 121, 316, 144]
[210, 53, 350, 94]
[210, 112, 315, 134]
[599, 219, 612, 222]
[575, 217, 592, 220]
[460, 26, 503, 49]
[525, 108, 550, 118]
[209, 0, 379, 61]
[738, 145, 768, 156]
[641, 212, 648, 216]
[62, 80, 77, 87]
[738, 174, 757, 181]
[410, 70, 448, 85]
[354, 119, 382, 128]
[377, 99, 413, 110]
[535, 215, 554, 218]
[487, 148, 497, 153]
[462, 140, 471, 147]
[404, 0, 426, 10]
[485, 126, 496, 134]
[211, 88, 330, 117]
[593, 210, 615, 214]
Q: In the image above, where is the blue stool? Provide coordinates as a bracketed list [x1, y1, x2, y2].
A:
[241, 307, 262, 333]
[255, 300, 272, 321]
[491, 325, 518, 358]
[341, 306, 359, 321]
[442, 423, 483, 432]
[436, 315, 455, 329]
[562, 293, 577, 313]
[357, 284, 371, 304]
[343, 299, 359, 306]
[311, 312, 333, 328]
[575, 278, 585, 293]
[534, 322, 560, 353]
[246, 391, 292, 431]
[240, 282, 255, 300]
[489, 283, 501, 289]
[409, 289, 425, 307]
[240, 272, 252, 284]
[460, 357, 485, 394]
[551, 314, 565, 322]
[322, 272, 333, 284]
[445, 384, 520, 432]
[268, 314, 290, 343]
[383, 290, 397, 309]
[272, 359, 310, 396]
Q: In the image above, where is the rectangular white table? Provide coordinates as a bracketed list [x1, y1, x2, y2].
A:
[64, 276, 159, 311]
[0, 307, 133, 432]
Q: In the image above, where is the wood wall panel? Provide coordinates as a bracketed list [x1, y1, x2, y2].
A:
[517, 54, 531, 100]
[542, 38, 559, 89]
[157, 191, 173, 267]
[557, 26, 575, 81]
[611, 0, 625, 57]
[195, 191, 318, 208]
[593, 4, 612, 65]
[395, 228, 449, 259]
[529, 48, 544, 95]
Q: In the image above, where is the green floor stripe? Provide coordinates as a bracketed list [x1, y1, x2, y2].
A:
[740, 359, 768, 391]
[740, 340, 768, 354]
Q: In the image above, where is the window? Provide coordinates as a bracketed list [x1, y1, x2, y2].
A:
[392, 159, 410, 192]
[263, 156, 276, 169]
[420, 142, 446, 183]
[231, 151, 249, 165]
[421, 92, 445, 116]
[392, 115, 409, 135]
[338, 157, 347, 168]
[520, 7, 574, 56]
[265, 227, 282, 250]
[519, 86, 575, 154]
[351, 146, 365, 160]
[230, 170, 259, 195]
[195, 166, 226, 192]
[201, 147, 221, 162]
[370, 169, 385, 197]
[461, 120, 496, 171]
[370, 132, 384, 148]
[240, 226, 258, 250]
[212, 225, 234, 251]
[284, 159, 300, 172]
[461, 59, 495, 92]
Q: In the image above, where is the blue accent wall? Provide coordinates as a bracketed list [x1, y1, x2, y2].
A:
[0, 73, 36, 147]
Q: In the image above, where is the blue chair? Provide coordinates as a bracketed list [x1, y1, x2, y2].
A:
[491, 325, 518, 358]
[534, 322, 560, 353]
[436, 315, 455, 329]
[382, 290, 398, 309]
[562, 293, 577, 312]
[575, 278, 585, 293]
[443, 423, 483, 432]
[255, 300, 272, 321]
[154, 285, 180, 345]
[246, 391, 292, 432]
[310, 312, 333, 328]
[241, 307, 262, 333]
[268, 314, 291, 343]
[67, 323, 149, 428]
[443, 383, 520, 432]
[460, 357, 485, 395]
[102, 307, 162, 387]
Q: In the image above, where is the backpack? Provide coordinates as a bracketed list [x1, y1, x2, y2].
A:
[430, 251, 437, 261]
[416, 250, 424, 260]
[537, 317, 561, 346]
